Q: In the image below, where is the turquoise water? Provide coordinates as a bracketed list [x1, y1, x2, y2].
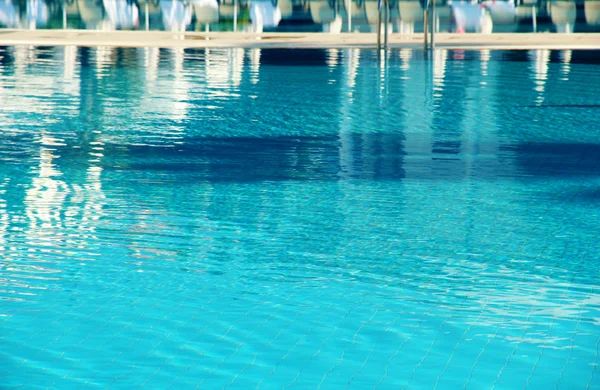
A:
[1, 46, 599, 388]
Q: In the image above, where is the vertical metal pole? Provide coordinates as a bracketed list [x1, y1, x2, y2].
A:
[347, 0, 352, 32]
[145, 3, 149, 31]
[234, 0, 239, 32]
[431, 0, 435, 49]
[384, 0, 389, 49]
[423, 8, 428, 50]
[532, 5, 537, 32]
[63, 5, 67, 29]
[377, 3, 382, 50]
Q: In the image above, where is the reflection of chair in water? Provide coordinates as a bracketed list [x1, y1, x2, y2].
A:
[548, 0, 576, 33]
[585, 0, 600, 25]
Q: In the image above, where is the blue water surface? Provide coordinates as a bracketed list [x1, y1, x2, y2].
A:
[0, 46, 599, 389]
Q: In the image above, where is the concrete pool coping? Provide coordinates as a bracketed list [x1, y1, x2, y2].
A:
[1, 30, 600, 50]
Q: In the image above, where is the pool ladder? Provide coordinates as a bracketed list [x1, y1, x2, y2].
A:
[376, 0, 390, 51]
[376, 0, 436, 51]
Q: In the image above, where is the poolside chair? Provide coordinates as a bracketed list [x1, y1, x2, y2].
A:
[434, 0, 453, 32]
[0, 0, 20, 28]
[77, 0, 111, 29]
[218, 0, 248, 22]
[585, 0, 600, 25]
[548, 0, 576, 33]
[64, 0, 81, 19]
[102, 0, 140, 29]
[192, 0, 219, 27]
[141, 0, 165, 30]
[364, 0, 393, 33]
[451, 1, 489, 33]
[336, 0, 368, 33]
[309, 0, 341, 32]
[25, 0, 49, 29]
[160, 0, 192, 31]
[514, 0, 537, 30]
[250, 0, 282, 32]
[482, 0, 516, 31]
[278, 0, 294, 19]
[397, 0, 423, 34]
[309, 0, 336, 25]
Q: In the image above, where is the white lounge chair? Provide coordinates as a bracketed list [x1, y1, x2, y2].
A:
[0, 0, 20, 28]
[160, 0, 192, 31]
[585, 0, 600, 25]
[251, 0, 282, 32]
[192, 0, 219, 26]
[548, 0, 576, 33]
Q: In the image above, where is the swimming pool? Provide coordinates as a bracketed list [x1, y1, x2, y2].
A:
[0, 46, 599, 388]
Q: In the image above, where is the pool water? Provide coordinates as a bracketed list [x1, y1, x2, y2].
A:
[0, 46, 599, 388]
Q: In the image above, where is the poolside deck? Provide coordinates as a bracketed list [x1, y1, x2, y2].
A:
[1, 30, 599, 50]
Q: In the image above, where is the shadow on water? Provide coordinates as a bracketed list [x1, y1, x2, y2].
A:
[523, 105, 600, 108]
[502, 142, 600, 177]
[100, 139, 600, 182]
[6, 132, 600, 182]
[102, 133, 407, 181]
[570, 189, 600, 202]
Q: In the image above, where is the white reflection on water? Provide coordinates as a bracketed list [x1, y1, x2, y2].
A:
[170, 47, 190, 131]
[529, 48, 550, 105]
[25, 134, 69, 250]
[433, 49, 448, 94]
[250, 48, 261, 84]
[560, 49, 572, 80]
[95, 46, 113, 78]
[327, 48, 339, 70]
[142, 46, 160, 82]
[205, 48, 244, 96]
[399, 48, 412, 72]
[338, 49, 360, 179]
[345, 48, 359, 92]
[480, 49, 490, 79]
[0, 179, 8, 253]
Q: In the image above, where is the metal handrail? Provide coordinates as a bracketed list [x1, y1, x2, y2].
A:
[376, 0, 389, 50]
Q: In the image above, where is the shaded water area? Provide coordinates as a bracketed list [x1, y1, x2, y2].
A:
[0, 46, 600, 388]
